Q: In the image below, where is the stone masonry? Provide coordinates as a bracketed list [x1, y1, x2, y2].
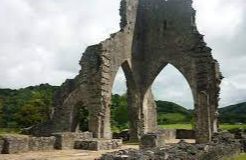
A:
[0, 132, 122, 154]
[1, 135, 29, 154]
[29, 0, 222, 144]
[53, 132, 93, 150]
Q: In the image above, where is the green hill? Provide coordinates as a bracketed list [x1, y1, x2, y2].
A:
[219, 102, 246, 124]
[156, 101, 191, 115]
[155, 101, 192, 124]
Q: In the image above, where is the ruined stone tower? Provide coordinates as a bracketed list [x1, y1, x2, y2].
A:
[30, 0, 222, 143]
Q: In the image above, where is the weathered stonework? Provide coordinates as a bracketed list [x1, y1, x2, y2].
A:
[74, 139, 122, 151]
[53, 132, 93, 150]
[0, 132, 98, 154]
[1, 135, 29, 154]
[29, 0, 222, 144]
[28, 136, 56, 151]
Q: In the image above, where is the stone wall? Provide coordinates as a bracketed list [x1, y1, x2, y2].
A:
[1, 135, 29, 154]
[0, 132, 96, 154]
[53, 132, 93, 149]
[74, 139, 122, 151]
[28, 136, 56, 151]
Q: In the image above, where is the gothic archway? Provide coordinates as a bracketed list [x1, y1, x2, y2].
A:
[152, 64, 194, 129]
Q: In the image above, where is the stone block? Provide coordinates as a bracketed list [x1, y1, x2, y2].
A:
[140, 133, 165, 149]
[74, 139, 122, 151]
[28, 136, 56, 151]
[1, 134, 29, 154]
[52, 132, 93, 149]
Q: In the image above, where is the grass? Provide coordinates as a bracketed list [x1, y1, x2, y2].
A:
[226, 153, 246, 160]
[0, 128, 20, 134]
[159, 123, 192, 129]
[159, 123, 246, 131]
[219, 124, 246, 131]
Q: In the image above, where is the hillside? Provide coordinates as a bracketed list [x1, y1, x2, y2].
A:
[155, 101, 192, 124]
[219, 102, 246, 124]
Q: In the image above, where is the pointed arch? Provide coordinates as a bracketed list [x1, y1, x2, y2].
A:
[152, 64, 194, 109]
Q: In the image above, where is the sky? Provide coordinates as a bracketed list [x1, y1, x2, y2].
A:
[0, 0, 246, 109]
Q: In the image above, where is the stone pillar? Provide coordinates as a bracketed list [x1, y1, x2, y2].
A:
[127, 87, 158, 141]
[127, 86, 142, 141]
[195, 91, 212, 143]
[142, 89, 157, 133]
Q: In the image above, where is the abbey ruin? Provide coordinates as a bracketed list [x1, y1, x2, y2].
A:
[28, 0, 223, 144]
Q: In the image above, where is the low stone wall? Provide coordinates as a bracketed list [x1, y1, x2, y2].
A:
[101, 132, 243, 160]
[0, 131, 95, 154]
[0, 131, 124, 154]
[1, 134, 29, 154]
[29, 136, 56, 151]
[53, 132, 93, 149]
[176, 129, 195, 139]
[74, 139, 122, 151]
[157, 129, 176, 140]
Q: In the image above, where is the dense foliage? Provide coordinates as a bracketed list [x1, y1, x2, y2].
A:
[0, 84, 58, 128]
[111, 94, 129, 132]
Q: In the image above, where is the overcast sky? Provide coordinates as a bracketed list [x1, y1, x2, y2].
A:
[0, 0, 245, 108]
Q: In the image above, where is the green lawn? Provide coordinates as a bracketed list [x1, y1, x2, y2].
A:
[227, 154, 246, 160]
[220, 124, 246, 130]
[159, 124, 192, 129]
[159, 123, 246, 130]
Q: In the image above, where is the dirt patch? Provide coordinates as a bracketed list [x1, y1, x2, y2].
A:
[0, 145, 138, 160]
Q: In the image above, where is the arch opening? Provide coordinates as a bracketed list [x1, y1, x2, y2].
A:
[72, 102, 89, 132]
[111, 65, 130, 141]
[151, 64, 195, 133]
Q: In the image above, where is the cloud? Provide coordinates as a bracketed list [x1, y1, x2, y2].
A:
[0, 0, 121, 88]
